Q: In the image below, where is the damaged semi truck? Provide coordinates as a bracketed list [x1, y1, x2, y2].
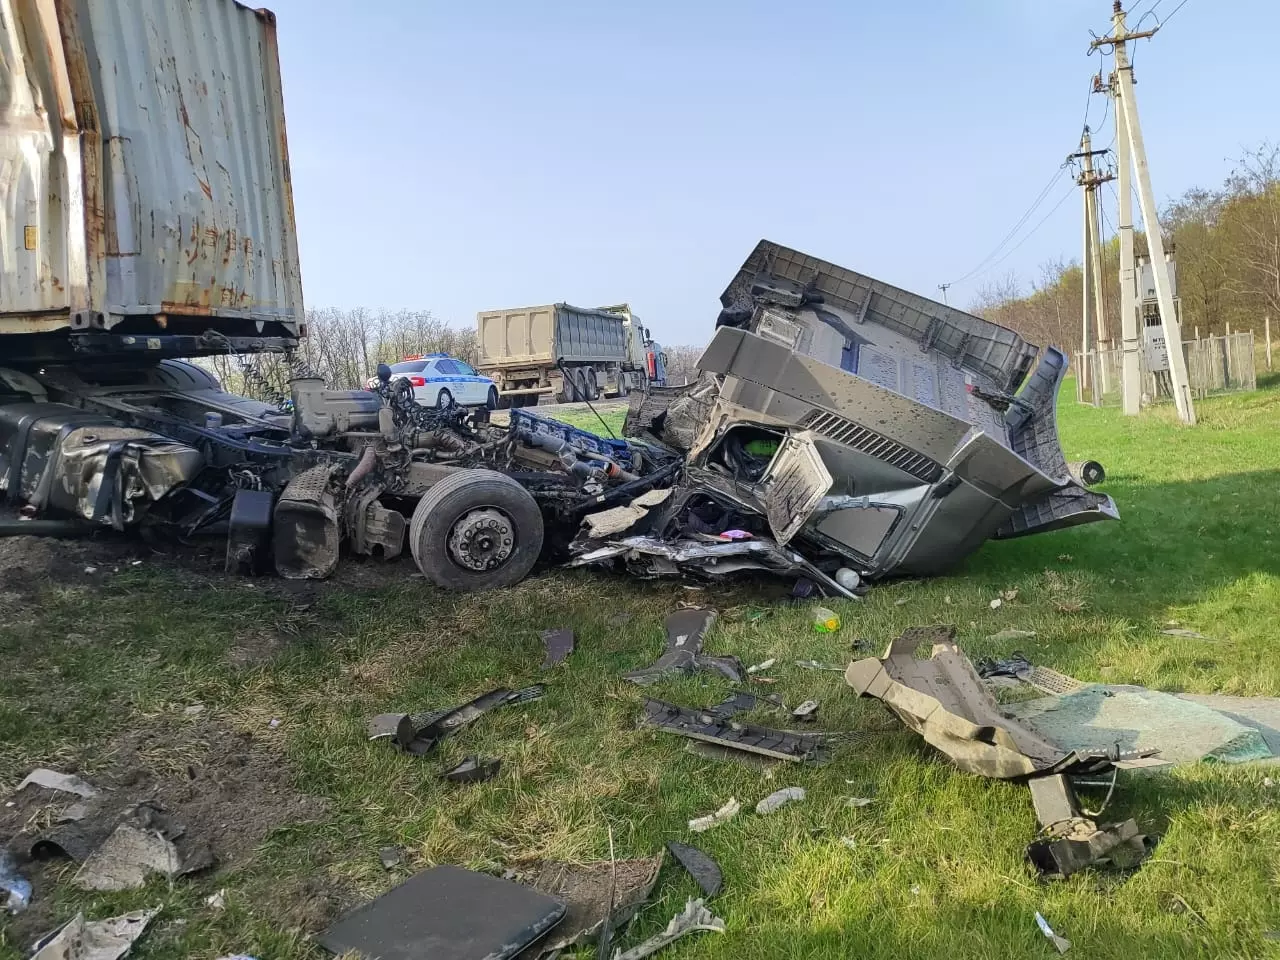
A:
[0, 0, 679, 591]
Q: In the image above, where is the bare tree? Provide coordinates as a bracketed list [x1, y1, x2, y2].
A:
[662, 344, 706, 386]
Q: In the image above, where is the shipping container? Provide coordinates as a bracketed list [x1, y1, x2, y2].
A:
[0, 0, 302, 343]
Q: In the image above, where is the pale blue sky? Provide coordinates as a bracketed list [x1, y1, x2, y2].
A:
[266, 0, 1278, 344]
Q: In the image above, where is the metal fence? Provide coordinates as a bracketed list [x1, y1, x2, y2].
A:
[1075, 331, 1258, 407]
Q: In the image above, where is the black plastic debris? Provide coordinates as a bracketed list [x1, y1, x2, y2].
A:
[975, 652, 1035, 682]
[379, 846, 402, 870]
[703, 692, 760, 722]
[624, 610, 743, 685]
[639, 698, 827, 764]
[368, 686, 545, 755]
[539, 628, 575, 670]
[318, 865, 566, 960]
[665, 842, 722, 898]
[442, 756, 502, 784]
[791, 700, 820, 723]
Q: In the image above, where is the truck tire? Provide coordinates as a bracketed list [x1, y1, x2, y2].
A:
[583, 367, 600, 401]
[486, 386, 500, 410]
[409, 469, 544, 591]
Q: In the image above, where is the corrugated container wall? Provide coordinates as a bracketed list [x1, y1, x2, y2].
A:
[0, 0, 302, 335]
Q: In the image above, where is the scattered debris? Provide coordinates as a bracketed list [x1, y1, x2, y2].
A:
[894, 598, 909, 607]
[791, 700, 820, 723]
[378, 847, 402, 870]
[665, 842, 722, 898]
[844, 797, 876, 808]
[17, 769, 99, 799]
[1002, 589, 1019, 602]
[368, 685, 545, 754]
[441, 756, 502, 784]
[205, 889, 227, 910]
[847, 626, 1158, 877]
[1, 849, 31, 913]
[74, 824, 182, 892]
[975, 653, 1034, 682]
[989, 598, 1003, 610]
[1162, 628, 1208, 639]
[519, 853, 664, 956]
[641, 699, 827, 764]
[688, 799, 741, 833]
[31, 908, 160, 960]
[794, 660, 844, 672]
[812, 607, 842, 632]
[986, 629, 1037, 642]
[746, 658, 776, 675]
[623, 610, 742, 685]
[610, 898, 725, 960]
[1034, 912, 1071, 954]
[702, 692, 763, 722]
[755, 787, 805, 814]
[539, 628, 575, 669]
[318, 865, 566, 960]
[839, 837, 858, 850]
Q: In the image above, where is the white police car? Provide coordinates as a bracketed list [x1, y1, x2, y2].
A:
[370, 354, 499, 409]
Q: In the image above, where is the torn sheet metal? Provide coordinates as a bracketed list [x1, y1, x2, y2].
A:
[623, 610, 742, 685]
[31, 908, 160, 960]
[16, 769, 99, 799]
[611, 898, 725, 960]
[520, 853, 664, 956]
[570, 535, 854, 599]
[581, 488, 673, 539]
[641, 699, 826, 764]
[845, 626, 1065, 779]
[74, 825, 181, 892]
[369, 686, 545, 755]
[665, 842, 722, 898]
[540, 628, 576, 670]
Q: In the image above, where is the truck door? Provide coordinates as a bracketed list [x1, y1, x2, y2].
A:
[759, 431, 833, 545]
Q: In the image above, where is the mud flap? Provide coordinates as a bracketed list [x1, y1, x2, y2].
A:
[760, 430, 832, 545]
[273, 465, 340, 579]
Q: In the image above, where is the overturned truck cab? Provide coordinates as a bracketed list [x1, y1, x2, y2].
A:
[619, 240, 1117, 582]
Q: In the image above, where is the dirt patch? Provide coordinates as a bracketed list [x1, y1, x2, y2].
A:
[0, 720, 333, 940]
[0, 533, 145, 597]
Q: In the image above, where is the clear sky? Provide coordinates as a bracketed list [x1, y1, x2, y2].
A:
[266, 0, 1279, 345]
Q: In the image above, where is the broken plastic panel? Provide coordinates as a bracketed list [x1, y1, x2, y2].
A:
[640, 698, 827, 764]
[623, 610, 742, 686]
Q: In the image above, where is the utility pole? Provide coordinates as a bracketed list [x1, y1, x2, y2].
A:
[1073, 128, 1114, 395]
[1096, 2, 1196, 424]
[938, 283, 950, 305]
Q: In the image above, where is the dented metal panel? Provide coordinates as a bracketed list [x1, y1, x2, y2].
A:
[759, 431, 831, 545]
[1, 0, 301, 334]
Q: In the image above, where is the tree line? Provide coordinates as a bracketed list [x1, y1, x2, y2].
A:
[969, 143, 1280, 351]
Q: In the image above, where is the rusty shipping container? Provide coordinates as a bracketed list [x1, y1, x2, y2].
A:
[0, 0, 302, 341]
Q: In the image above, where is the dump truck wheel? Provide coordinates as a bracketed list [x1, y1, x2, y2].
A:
[486, 387, 500, 410]
[583, 367, 600, 401]
[409, 469, 544, 591]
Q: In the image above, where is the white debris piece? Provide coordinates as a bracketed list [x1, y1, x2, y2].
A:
[611, 898, 725, 960]
[844, 797, 876, 808]
[688, 798, 740, 833]
[986, 629, 1037, 642]
[746, 658, 776, 675]
[1035, 912, 1071, 954]
[755, 787, 805, 814]
[31, 908, 160, 960]
[17, 769, 98, 799]
[75, 825, 181, 892]
[989, 598, 1003, 610]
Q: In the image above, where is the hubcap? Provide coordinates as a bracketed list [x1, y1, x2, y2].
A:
[447, 508, 515, 571]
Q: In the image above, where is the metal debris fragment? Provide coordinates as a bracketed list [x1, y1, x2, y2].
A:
[610, 898, 725, 960]
[665, 842, 722, 898]
[369, 686, 545, 754]
[539, 628, 575, 669]
[31, 908, 161, 960]
[17, 769, 98, 799]
[746, 658, 776, 674]
[641, 699, 826, 764]
[441, 756, 502, 784]
[794, 660, 844, 672]
[378, 847, 402, 870]
[623, 610, 742, 685]
[688, 799, 740, 833]
[74, 825, 181, 892]
[791, 700, 819, 723]
[755, 787, 805, 814]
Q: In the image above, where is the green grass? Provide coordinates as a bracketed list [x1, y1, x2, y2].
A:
[3, 380, 1280, 959]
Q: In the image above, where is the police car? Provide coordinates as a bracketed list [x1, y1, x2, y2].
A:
[369, 354, 499, 409]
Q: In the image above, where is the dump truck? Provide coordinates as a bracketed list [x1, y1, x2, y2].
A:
[475, 303, 666, 407]
[0, 0, 680, 591]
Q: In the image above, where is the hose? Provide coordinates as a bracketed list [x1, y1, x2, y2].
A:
[345, 445, 378, 489]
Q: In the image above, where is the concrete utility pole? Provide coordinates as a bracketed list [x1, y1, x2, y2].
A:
[1096, 2, 1196, 424]
[938, 283, 951, 305]
[1073, 128, 1114, 396]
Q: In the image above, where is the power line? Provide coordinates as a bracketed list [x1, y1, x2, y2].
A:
[1159, 0, 1192, 28]
[967, 184, 1078, 282]
[944, 162, 1071, 286]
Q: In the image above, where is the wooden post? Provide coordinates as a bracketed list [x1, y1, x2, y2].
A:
[1267, 315, 1273, 371]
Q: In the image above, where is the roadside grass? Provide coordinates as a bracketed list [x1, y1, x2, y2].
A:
[2, 381, 1280, 959]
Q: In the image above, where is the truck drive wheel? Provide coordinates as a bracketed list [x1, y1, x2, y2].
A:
[583, 367, 600, 401]
[409, 469, 544, 591]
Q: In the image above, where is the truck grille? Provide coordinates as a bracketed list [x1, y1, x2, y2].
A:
[802, 411, 944, 484]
